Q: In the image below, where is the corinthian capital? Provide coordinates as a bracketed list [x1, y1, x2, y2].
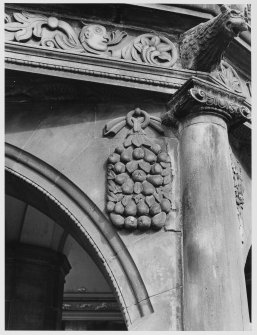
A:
[163, 77, 251, 128]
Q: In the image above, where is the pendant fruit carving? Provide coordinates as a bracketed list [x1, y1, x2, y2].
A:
[105, 108, 173, 230]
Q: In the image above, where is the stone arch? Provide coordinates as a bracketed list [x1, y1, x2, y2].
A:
[5, 142, 153, 328]
[244, 246, 251, 322]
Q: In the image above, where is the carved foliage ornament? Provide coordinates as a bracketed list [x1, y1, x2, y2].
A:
[112, 34, 178, 68]
[230, 152, 245, 244]
[212, 60, 243, 94]
[5, 11, 178, 68]
[104, 108, 174, 230]
[163, 77, 251, 127]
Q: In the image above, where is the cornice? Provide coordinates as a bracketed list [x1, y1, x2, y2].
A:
[163, 77, 251, 128]
[5, 42, 213, 94]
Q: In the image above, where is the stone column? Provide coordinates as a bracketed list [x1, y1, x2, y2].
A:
[5, 243, 71, 330]
[163, 77, 251, 330]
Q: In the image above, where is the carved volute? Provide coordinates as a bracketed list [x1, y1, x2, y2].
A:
[5, 10, 178, 69]
[104, 108, 174, 230]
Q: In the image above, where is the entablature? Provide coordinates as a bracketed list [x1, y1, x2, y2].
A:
[5, 3, 251, 137]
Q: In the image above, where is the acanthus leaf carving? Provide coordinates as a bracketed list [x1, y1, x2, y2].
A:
[107, 29, 127, 46]
[112, 33, 178, 68]
[212, 60, 243, 94]
[163, 77, 251, 127]
[104, 108, 174, 231]
[5, 11, 82, 51]
[5, 10, 178, 68]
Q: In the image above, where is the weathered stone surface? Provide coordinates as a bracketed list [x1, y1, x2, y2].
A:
[123, 230, 182, 297]
[180, 5, 248, 72]
[5, 11, 178, 68]
[128, 288, 182, 330]
[179, 114, 249, 330]
[105, 108, 175, 230]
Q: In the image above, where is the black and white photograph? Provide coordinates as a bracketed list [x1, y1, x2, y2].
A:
[4, 1, 252, 331]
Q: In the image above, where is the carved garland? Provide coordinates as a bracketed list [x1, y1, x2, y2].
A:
[104, 108, 174, 231]
[230, 153, 245, 244]
[5, 11, 178, 68]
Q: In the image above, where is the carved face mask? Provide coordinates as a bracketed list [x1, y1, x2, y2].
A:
[81, 24, 109, 52]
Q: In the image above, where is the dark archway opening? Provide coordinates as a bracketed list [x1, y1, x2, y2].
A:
[244, 247, 251, 322]
[5, 170, 127, 330]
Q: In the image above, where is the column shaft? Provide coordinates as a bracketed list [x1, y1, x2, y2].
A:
[5, 243, 71, 330]
[180, 115, 249, 330]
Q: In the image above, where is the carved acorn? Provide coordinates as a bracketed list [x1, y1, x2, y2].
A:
[144, 149, 157, 163]
[115, 145, 124, 154]
[145, 195, 156, 207]
[151, 163, 162, 174]
[114, 162, 125, 174]
[134, 182, 143, 194]
[147, 175, 163, 187]
[139, 161, 151, 173]
[110, 213, 124, 228]
[157, 152, 171, 163]
[132, 169, 146, 182]
[160, 199, 171, 213]
[115, 173, 128, 185]
[126, 161, 138, 173]
[108, 153, 120, 164]
[138, 216, 151, 230]
[150, 203, 161, 216]
[105, 108, 174, 231]
[151, 212, 166, 229]
[151, 143, 162, 155]
[122, 195, 132, 207]
[163, 174, 171, 185]
[106, 201, 115, 212]
[124, 199, 137, 216]
[142, 180, 155, 195]
[124, 216, 137, 229]
[120, 147, 133, 163]
[122, 178, 134, 194]
[133, 147, 144, 159]
[114, 201, 124, 215]
[137, 200, 149, 216]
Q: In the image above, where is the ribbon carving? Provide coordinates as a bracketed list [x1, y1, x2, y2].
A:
[104, 108, 174, 230]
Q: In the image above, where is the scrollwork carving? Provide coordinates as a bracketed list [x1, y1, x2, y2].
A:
[5, 10, 178, 68]
[104, 108, 174, 230]
[163, 77, 251, 127]
[112, 34, 178, 68]
[5, 11, 81, 51]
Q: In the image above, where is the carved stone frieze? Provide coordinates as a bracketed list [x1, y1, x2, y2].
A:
[104, 108, 174, 230]
[179, 5, 248, 72]
[230, 152, 245, 244]
[112, 34, 178, 68]
[212, 60, 243, 94]
[5, 10, 178, 68]
[163, 77, 251, 127]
